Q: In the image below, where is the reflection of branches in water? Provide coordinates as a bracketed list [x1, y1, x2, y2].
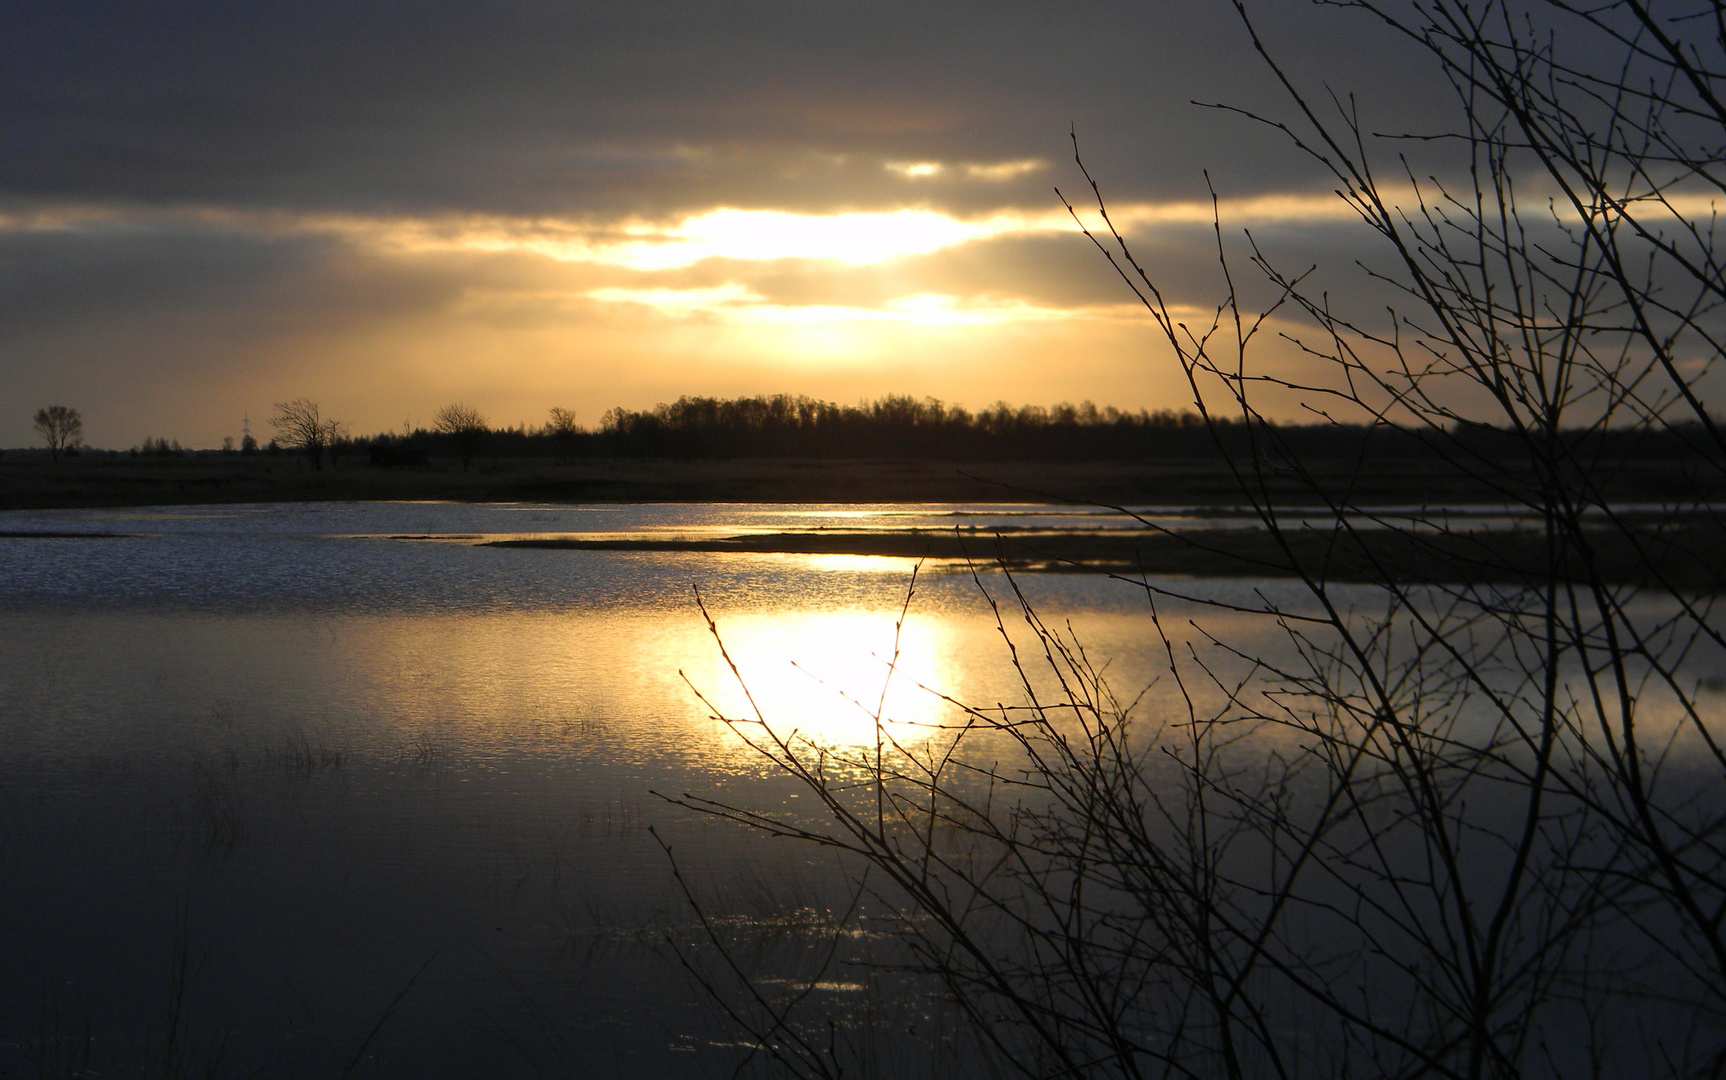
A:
[171, 755, 249, 862]
[654, 825, 865, 1080]
[23, 908, 237, 1080]
[670, 3, 1726, 1076]
[650, 825, 993, 1080]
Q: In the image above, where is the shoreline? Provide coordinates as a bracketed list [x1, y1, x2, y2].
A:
[2, 454, 1718, 510]
[488, 524, 1726, 587]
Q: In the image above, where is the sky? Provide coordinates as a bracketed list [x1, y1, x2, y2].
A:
[0, 0, 1454, 448]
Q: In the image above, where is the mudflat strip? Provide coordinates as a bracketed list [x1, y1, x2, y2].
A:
[488, 523, 1726, 587]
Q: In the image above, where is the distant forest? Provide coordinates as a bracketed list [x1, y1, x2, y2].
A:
[77, 394, 1714, 465]
[343, 394, 1711, 465]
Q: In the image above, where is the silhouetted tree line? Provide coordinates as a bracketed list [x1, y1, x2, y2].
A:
[347, 393, 1716, 465]
[589, 395, 1228, 460]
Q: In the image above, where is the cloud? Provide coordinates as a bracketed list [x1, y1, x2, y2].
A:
[0, 1, 1498, 444]
[584, 284, 1154, 327]
[0, 188, 1409, 273]
[964, 159, 1047, 182]
[884, 158, 1048, 182]
[885, 162, 946, 179]
[0, 179, 1437, 448]
[0, 1, 1442, 216]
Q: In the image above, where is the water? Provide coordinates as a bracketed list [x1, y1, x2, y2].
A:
[0, 502, 1234, 1078]
[2, 502, 1718, 1077]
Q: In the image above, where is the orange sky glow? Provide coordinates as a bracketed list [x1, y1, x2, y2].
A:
[0, 2, 1517, 448]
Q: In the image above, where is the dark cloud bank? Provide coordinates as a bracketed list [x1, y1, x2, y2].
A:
[3, 1, 1441, 214]
[0, 1, 1458, 446]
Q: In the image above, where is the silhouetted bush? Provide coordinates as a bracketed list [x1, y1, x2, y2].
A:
[131, 437, 186, 457]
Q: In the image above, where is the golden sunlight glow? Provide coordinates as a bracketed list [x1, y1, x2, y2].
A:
[584, 284, 1152, 326]
[884, 158, 1047, 182]
[797, 554, 928, 573]
[634, 207, 1062, 267]
[340, 195, 1401, 270]
[685, 607, 961, 749]
[886, 161, 946, 178]
[335, 607, 965, 764]
[244, 602, 1215, 776]
[9, 186, 1719, 271]
[963, 159, 1048, 181]
[353, 206, 1056, 269]
[585, 283, 761, 314]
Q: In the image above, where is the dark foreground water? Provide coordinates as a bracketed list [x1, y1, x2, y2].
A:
[0, 502, 1271, 1078]
[3, 502, 1719, 1078]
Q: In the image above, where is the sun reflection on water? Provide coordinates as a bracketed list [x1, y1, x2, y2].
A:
[794, 553, 929, 574]
[283, 598, 989, 776]
[679, 605, 963, 754]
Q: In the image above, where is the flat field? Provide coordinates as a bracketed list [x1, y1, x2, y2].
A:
[1, 452, 1715, 509]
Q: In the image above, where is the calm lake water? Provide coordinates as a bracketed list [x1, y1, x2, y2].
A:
[2, 502, 1717, 1077]
[0, 502, 1270, 1078]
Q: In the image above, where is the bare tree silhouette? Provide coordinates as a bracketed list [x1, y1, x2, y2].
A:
[269, 399, 343, 472]
[32, 406, 83, 461]
[668, 3, 1726, 1076]
[432, 403, 487, 472]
